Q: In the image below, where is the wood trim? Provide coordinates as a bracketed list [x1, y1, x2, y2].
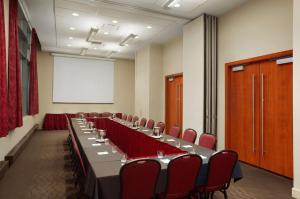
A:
[5, 124, 39, 166]
[0, 161, 9, 180]
[225, 49, 293, 149]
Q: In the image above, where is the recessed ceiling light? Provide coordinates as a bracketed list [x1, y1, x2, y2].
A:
[174, 3, 181, 7]
[69, 27, 75, 31]
[135, 36, 139, 39]
[146, 25, 152, 29]
[124, 44, 129, 46]
[68, 37, 73, 40]
[112, 20, 118, 24]
[93, 47, 97, 50]
[104, 32, 109, 35]
[67, 44, 72, 47]
[72, 13, 79, 17]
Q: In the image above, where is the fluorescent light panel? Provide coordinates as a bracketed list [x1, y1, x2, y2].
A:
[80, 48, 88, 56]
[119, 34, 137, 46]
[162, 0, 180, 9]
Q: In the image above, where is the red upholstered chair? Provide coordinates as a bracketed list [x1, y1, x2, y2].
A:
[156, 122, 166, 134]
[139, 118, 147, 127]
[160, 154, 202, 199]
[122, 114, 127, 120]
[169, 126, 180, 138]
[132, 116, 139, 123]
[182, 128, 197, 143]
[198, 133, 216, 150]
[127, 115, 133, 122]
[197, 150, 238, 199]
[146, 119, 155, 129]
[102, 112, 112, 117]
[120, 159, 161, 199]
[76, 112, 85, 118]
[88, 112, 99, 118]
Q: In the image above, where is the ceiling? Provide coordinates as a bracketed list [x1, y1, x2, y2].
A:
[23, 0, 247, 59]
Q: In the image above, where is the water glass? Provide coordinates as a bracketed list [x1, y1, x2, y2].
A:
[157, 150, 164, 159]
[111, 146, 117, 154]
[176, 141, 181, 148]
[121, 154, 128, 163]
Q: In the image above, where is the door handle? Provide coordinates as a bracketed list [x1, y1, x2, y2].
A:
[252, 75, 255, 153]
[261, 74, 264, 157]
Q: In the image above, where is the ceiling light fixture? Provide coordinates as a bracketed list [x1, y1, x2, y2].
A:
[104, 32, 109, 35]
[119, 34, 138, 46]
[72, 12, 79, 16]
[67, 44, 72, 47]
[69, 27, 75, 31]
[146, 25, 152, 29]
[86, 27, 102, 44]
[162, 0, 180, 9]
[69, 37, 73, 40]
[112, 20, 118, 24]
[107, 51, 117, 58]
[80, 48, 88, 56]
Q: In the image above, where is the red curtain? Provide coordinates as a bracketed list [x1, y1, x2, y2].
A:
[0, 0, 8, 137]
[8, 0, 22, 129]
[29, 28, 39, 115]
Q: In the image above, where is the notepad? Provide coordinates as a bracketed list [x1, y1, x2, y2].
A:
[88, 137, 96, 140]
[82, 128, 93, 131]
[166, 139, 175, 142]
[142, 129, 149, 132]
[77, 122, 84, 125]
[80, 125, 86, 128]
[182, 145, 193, 148]
[92, 143, 101, 147]
[97, 151, 109, 155]
[83, 131, 91, 134]
[200, 155, 207, 159]
[160, 159, 170, 164]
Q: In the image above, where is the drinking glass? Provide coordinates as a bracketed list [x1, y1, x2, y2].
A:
[121, 154, 127, 163]
[157, 150, 164, 159]
[111, 146, 117, 154]
[176, 141, 181, 148]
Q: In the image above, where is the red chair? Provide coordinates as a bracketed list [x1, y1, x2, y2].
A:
[88, 112, 99, 118]
[120, 159, 161, 199]
[160, 154, 202, 199]
[198, 133, 216, 150]
[156, 122, 166, 133]
[139, 118, 147, 127]
[168, 126, 180, 138]
[146, 119, 155, 129]
[122, 114, 127, 120]
[197, 150, 238, 199]
[182, 129, 197, 143]
[132, 116, 139, 123]
[102, 112, 112, 117]
[127, 115, 133, 122]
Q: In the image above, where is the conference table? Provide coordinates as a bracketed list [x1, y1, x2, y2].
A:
[70, 117, 242, 199]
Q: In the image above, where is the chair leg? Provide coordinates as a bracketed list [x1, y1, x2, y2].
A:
[210, 192, 214, 199]
[223, 190, 228, 199]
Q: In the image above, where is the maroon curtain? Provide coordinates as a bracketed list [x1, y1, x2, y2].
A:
[8, 0, 22, 129]
[29, 28, 39, 115]
[0, 0, 8, 137]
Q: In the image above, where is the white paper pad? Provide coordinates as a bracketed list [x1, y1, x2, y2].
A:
[166, 139, 175, 142]
[182, 145, 193, 148]
[88, 137, 96, 140]
[77, 122, 84, 125]
[97, 151, 109, 155]
[142, 129, 149, 132]
[76, 119, 84, 121]
[160, 159, 170, 164]
[92, 143, 101, 147]
[80, 125, 86, 128]
[200, 155, 207, 159]
[83, 131, 91, 134]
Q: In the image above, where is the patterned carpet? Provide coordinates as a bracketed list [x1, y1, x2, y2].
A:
[0, 130, 294, 199]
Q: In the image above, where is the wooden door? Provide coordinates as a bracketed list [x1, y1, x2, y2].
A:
[226, 63, 260, 165]
[259, 60, 293, 177]
[165, 75, 183, 134]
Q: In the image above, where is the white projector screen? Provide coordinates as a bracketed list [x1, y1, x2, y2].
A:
[53, 56, 114, 103]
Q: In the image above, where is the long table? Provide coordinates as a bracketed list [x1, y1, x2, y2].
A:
[70, 118, 242, 199]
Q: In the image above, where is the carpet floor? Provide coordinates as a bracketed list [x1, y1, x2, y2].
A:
[0, 130, 293, 199]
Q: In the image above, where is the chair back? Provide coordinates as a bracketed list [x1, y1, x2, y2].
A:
[198, 133, 216, 149]
[164, 154, 202, 198]
[88, 112, 99, 118]
[182, 129, 197, 143]
[127, 115, 133, 122]
[102, 112, 112, 117]
[156, 122, 165, 133]
[169, 126, 180, 138]
[120, 159, 161, 199]
[76, 112, 85, 118]
[139, 118, 147, 127]
[146, 119, 155, 129]
[122, 114, 127, 120]
[132, 116, 139, 123]
[205, 150, 238, 192]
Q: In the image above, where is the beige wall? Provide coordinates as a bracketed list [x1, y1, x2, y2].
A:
[0, 0, 38, 161]
[217, 0, 293, 150]
[36, 52, 135, 126]
[293, 0, 300, 197]
[183, 16, 205, 140]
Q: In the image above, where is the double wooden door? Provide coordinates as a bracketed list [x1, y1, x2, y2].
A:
[226, 57, 293, 178]
[165, 74, 183, 135]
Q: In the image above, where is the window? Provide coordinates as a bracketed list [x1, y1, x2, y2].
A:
[18, 4, 31, 116]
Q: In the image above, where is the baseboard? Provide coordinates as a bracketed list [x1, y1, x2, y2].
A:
[5, 124, 39, 167]
[292, 187, 300, 198]
[0, 161, 9, 180]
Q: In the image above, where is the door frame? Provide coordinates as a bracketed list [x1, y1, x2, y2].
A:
[225, 50, 293, 149]
[165, 73, 183, 133]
